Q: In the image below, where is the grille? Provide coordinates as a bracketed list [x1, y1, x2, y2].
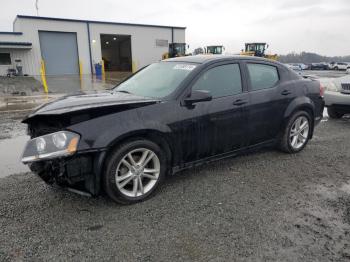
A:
[341, 83, 350, 94]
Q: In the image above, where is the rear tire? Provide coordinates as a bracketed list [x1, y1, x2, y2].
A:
[279, 111, 311, 153]
[103, 139, 167, 204]
[327, 107, 344, 119]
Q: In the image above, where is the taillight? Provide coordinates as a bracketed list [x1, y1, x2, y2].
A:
[319, 82, 325, 97]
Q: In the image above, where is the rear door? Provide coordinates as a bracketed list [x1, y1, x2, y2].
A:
[244, 62, 295, 145]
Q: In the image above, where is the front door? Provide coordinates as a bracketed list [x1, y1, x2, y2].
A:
[174, 62, 249, 164]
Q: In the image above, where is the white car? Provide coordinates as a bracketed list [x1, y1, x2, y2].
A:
[286, 63, 301, 71]
[328, 62, 336, 70]
[322, 75, 350, 118]
[296, 63, 308, 70]
[347, 68, 350, 74]
[334, 62, 349, 71]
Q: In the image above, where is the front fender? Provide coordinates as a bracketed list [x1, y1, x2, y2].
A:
[68, 108, 172, 151]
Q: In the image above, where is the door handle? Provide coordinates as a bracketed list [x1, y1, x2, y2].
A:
[233, 99, 247, 106]
[281, 90, 291, 96]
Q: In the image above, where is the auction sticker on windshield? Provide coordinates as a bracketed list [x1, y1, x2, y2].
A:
[173, 64, 197, 71]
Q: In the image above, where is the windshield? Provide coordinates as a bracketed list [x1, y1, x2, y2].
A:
[115, 62, 197, 98]
[247, 44, 265, 53]
[173, 44, 186, 56]
[207, 46, 222, 54]
[256, 44, 265, 53]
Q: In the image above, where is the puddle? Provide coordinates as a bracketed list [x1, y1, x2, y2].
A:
[0, 135, 30, 178]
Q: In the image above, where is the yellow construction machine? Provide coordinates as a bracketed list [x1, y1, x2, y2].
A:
[162, 43, 187, 59]
[240, 43, 278, 60]
[204, 45, 225, 55]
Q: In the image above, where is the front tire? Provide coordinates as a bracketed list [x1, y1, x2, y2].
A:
[327, 107, 344, 119]
[279, 111, 311, 153]
[103, 139, 167, 204]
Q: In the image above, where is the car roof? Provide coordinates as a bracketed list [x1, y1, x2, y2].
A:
[163, 55, 279, 65]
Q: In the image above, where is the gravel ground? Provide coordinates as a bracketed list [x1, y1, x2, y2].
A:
[0, 116, 350, 261]
[0, 111, 27, 140]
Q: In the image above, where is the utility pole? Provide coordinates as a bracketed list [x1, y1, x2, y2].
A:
[35, 0, 39, 16]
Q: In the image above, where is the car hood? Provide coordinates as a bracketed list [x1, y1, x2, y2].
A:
[23, 90, 161, 120]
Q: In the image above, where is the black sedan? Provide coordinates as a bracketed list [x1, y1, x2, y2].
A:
[22, 55, 325, 204]
[310, 63, 329, 70]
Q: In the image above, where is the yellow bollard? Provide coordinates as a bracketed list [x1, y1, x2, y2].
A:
[101, 60, 106, 81]
[40, 60, 49, 94]
[132, 60, 137, 73]
[79, 60, 83, 79]
[79, 60, 83, 90]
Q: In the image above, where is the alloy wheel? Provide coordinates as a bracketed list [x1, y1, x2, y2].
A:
[289, 116, 310, 150]
[115, 148, 160, 198]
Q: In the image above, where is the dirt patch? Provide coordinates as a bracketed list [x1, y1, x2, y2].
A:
[278, 182, 350, 261]
[0, 76, 42, 96]
[0, 111, 28, 140]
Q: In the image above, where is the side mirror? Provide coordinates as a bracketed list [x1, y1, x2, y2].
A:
[184, 90, 212, 105]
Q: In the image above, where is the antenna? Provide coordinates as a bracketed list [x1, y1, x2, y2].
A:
[35, 0, 39, 16]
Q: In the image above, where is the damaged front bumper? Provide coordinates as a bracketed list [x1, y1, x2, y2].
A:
[28, 151, 106, 196]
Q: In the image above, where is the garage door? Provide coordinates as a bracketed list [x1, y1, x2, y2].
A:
[39, 31, 79, 75]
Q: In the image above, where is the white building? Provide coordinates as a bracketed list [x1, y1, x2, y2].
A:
[0, 15, 186, 77]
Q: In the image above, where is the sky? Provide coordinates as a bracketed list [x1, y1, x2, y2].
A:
[1, 0, 349, 56]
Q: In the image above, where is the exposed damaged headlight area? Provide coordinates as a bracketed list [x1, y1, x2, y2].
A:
[25, 115, 70, 138]
[28, 154, 98, 195]
[22, 131, 80, 163]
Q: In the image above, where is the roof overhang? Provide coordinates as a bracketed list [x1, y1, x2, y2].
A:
[0, 32, 23, 35]
[0, 42, 32, 49]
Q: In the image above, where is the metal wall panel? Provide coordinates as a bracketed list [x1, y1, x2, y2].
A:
[11, 17, 186, 76]
[13, 18, 90, 76]
[89, 23, 185, 71]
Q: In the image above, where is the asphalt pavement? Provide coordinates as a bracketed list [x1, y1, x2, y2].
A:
[0, 111, 349, 261]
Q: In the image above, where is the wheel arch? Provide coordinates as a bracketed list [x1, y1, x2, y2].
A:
[102, 129, 174, 176]
[282, 98, 316, 138]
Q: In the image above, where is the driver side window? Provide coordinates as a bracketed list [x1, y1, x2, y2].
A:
[192, 64, 242, 98]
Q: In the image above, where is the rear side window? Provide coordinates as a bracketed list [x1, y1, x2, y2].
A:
[247, 63, 279, 91]
[192, 64, 242, 98]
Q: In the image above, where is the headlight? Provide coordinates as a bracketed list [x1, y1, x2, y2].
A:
[36, 137, 46, 153]
[22, 131, 80, 163]
[52, 132, 67, 149]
